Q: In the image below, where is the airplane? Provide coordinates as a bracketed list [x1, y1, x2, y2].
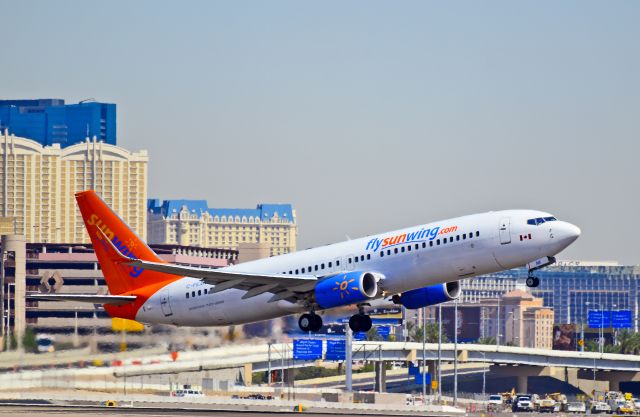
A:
[30, 190, 581, 333]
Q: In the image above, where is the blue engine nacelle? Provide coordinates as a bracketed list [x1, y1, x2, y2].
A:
[396, 281, 461, 309]
[315, 271, 379, 309]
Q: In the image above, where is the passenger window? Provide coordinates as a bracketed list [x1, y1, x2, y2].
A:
[442, 238, 446, 245]
[321, 263, 325, 269]
[295, 269, 299, 274]
[394, 248, 398, 254]
[387, 249, 391, 255]
[422, 242, 426, 248]
[449, 237, 453, 243]
[204, 288, 208, 294]
[456, 235, 460, 241]
[437, 239, 440, 245]
[468, 233, 472, 239]
[302, 268, 305, 273]
[198, 290, 202, 296]
[186, 293, 189, 299]
[360, 255, 364, 261]
[329, 261, 333, 267]
[315, 265, 318, 271]
[429, 241, 433, 247]
[463, 234, 466, 240]
[336, 260, 340, 266]
[289, 270, 293, 274]
[407, 245, 411, 251]
[415, 244, 419, 250]
[354, 257, 358, 263]
[476, 231, 480, 237]
[348, 258, 352, 264]
[366, 254, 371, 260]
[380, 251, 384, 257]
[401, 247, 405, 253]
[192, 291, 195, 297]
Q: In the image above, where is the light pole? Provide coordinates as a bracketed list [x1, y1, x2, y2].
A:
[480, 351, 486, 397]
[437, 303, 442, 403]
[422, 307, 426, 400]
[496, 297, 501, 346]
[454, 299, 458, 407]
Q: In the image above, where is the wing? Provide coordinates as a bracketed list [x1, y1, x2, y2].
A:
[27, 293, 136, 306]
[98, 228, 318, 302]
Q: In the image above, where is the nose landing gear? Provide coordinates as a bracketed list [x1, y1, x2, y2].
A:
[526, 274, 540, 288]
[298, 313, 323, 332]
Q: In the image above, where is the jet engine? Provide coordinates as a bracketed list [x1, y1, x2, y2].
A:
[395, 281, 461, 309]
[315, 271, 378, 309]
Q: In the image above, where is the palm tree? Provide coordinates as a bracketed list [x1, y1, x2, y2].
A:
[616, 330, 640, 354]
[407, 321, 448, 343]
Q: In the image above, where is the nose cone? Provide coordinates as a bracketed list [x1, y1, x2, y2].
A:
[557, 221, 581, 246]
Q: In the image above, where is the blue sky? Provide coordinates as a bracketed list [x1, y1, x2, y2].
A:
[1, 1, 639, 263]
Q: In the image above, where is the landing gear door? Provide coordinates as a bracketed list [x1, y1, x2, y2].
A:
[160, 288, 173, 317]
[499, 217, 511, 245]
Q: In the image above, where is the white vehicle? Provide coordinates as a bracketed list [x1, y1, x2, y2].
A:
[590, 401, 611, 414]
[29, 191, 580, 332]
[36, 334, 55, 353]
[513, 395, 534, 412]
[566, 401, 586, 413]
[488, 395, 504, 411]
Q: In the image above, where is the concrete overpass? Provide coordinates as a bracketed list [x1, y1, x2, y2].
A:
[3, 341, 640, 393]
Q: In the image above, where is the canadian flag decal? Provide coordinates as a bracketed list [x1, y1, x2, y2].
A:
[520, 233, 532, 241]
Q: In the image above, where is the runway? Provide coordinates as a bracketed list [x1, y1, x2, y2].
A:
[0, 404, 462, 417]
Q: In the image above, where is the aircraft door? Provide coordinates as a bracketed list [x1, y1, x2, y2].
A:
[499, 217, 511, 245]
[160, 288, 173, 317]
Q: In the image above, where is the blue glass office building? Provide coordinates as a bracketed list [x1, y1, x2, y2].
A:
[0, 99, 116, 147]
[462, 264, 640, 328]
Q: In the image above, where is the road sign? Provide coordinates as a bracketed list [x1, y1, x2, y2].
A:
[293, 339, 323, 360]
[578, 339, 584, 346]
[377, 326, 391, 340]
[414, 372, 431, 385]
[612, 310, 633, 329]
[588, 310, 611, 328]
[325, 339, 346, 361]
[353, 332, 367, 341]
[408, 363, 420, 376]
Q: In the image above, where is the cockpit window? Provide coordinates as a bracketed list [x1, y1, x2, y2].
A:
[527, 216, 558, 226]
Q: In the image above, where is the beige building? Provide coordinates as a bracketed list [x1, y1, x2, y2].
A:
[0, 132, 148, 243]
[482, 289, 554, 349]
[147, 199, 297, 257]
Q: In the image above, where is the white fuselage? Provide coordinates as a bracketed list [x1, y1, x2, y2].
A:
[136, 209, 580, 326]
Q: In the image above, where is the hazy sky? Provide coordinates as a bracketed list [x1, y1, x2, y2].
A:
[1, 1, 639, 263]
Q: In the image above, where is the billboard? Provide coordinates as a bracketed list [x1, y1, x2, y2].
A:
[553, 324, 576, 351]
[440, 306, 481, 342]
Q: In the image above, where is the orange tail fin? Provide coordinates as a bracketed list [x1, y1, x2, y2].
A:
[76, 190, 175, 295]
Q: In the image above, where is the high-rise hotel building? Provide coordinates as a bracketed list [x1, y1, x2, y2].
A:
[0, 132, 148, 243]
[147, 199, 297, 256]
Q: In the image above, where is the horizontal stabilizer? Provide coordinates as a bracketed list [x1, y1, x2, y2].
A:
[26, 293, 137, 306]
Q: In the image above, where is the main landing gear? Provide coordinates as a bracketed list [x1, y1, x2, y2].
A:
[298, 312, 323, 332]
[348, 304, 372, 333]
[348, 313, 372, 333]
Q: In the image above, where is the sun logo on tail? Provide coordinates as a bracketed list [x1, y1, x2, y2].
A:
[332, 275, 357, 299]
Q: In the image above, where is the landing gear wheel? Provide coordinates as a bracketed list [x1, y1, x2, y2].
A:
[348, 314, 372, 333]
[310, 314, 323, 332]
[298, 313, 323, 332]
[526, 276, 540, 287]
[361, 315, 372, 332]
